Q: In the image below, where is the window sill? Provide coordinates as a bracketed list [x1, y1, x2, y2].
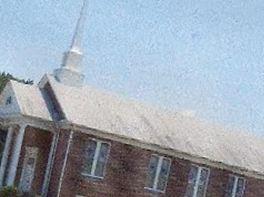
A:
[81, 173, 104, 180]
[144, 187, 165, 194]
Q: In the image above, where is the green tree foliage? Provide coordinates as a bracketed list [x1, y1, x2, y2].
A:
[0, 186, 36, 197]
[0, 186, 19, 197]
[0, 72, 33, 93]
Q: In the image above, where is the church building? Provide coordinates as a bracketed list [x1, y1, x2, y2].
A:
[0, 1, 263, 196]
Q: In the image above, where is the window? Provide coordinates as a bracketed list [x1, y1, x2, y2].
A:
[82, 139, 110, 179]
[5, 96, 12, 105]
[185, 165, 210, 197]
[225, 175, 246, 197]
[145, 154, 171, 193]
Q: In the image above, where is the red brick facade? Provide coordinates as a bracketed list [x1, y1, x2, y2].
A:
[0, 125, 263, 196]
[1, 127, 264, 197]
[48, 129, 71, 196]
[45, 130, 264, 197]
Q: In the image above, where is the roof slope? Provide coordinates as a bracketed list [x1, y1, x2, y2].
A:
[1, 76, 264, 176]
[0, 80, 52, 121]
[46, 76, 264, 176]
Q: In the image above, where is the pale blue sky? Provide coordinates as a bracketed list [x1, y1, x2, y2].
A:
[1, 0, 264, 135]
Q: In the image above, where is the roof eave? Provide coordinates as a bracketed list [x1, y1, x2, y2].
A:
[58, 120, 264, 181]
[0, 114, 55, 132]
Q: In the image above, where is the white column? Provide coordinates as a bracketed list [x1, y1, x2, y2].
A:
[0, 126, 14, 187]
[57, 130, 74, 197]
[42, 132, 57, 197]
[6, 124, 27, 186]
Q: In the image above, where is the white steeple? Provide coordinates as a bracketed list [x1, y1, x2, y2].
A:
[54, 0, 88, 87]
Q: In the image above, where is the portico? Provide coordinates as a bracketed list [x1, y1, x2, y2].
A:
[0, 117, 55, 196]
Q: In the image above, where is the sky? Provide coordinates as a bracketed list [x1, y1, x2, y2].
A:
[0, 0, 264, 136]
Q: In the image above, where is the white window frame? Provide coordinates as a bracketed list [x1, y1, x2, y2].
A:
[144, 154, 171, 193]
[187, 165, 210, 197]
[81, 139, 110, 179]
[228, 175, 246, 197]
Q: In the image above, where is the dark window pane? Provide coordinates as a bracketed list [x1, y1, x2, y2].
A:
[236, 178, 245, 197]
[0, 129, 7, 164]
[95, 143, 110, 177]
[225, 176, 235, 197]
[83, 140, 97, 174]
[27, 158, 36, 167]
[157, 158, 170, 191]
[197, 168, 209, 197]
[5, 96, 12, 105]
[185, 165, 198, 197]
[146, 155, 159, 189]
[41, 83, 64, 121]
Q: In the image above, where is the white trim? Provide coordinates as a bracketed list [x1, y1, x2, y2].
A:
[60, 123, 264, 181]
[0, 115, 55, 133]
[203, 167, 210, 197]
[193, 167, 202, 197]
[153, 156, 163, 190]
[19, 146, 38, 192]
[162, 157, 172, 192]
[44, 131, 60, 196]
[144, 154, 171, 193]
[0, 126, 14, 186]
[57, 130, 74, 197]
[231, 176, 239, 197]
[81, 173, 104, 180]
[41, 132, 57, 196]
[229, 175, 246, 197]
[7, 123, 27, 186]
[189, 165, 210, 197]
[91, 141, 101, 176]
[82, 139, 111, 179]
[1, 116, 263, 180]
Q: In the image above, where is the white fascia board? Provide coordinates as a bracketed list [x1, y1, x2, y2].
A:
[59, 121, 264, 181]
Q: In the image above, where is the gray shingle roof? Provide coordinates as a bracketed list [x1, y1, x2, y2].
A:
[46, 76, 264, 176]
[0, 81, 52, 121]
[2, 76, 264, 177]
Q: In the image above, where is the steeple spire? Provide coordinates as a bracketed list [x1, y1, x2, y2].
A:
[70, 0, 88, 54]
[54, 0, 88, 87]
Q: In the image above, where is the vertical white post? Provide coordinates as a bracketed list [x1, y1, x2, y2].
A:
[153, 156, 163, 190]
[0, 126, 14, 187]
[193, 167, 202, 197]
[231, 176, 239, 197]
[42, 132, 57, 196]
[6, 124, 27, 186]
[90, 141, 101, 176]
[57, 130, 74, 197]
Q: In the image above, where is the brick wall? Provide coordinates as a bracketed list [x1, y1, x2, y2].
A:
[244, 177, 264, 197]
[48, 129, 71, 197]
[49, 130, 264, 197]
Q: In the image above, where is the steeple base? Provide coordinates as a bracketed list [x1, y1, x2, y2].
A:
[62, 50, 83, 72]
[54, 68, 85, 87]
